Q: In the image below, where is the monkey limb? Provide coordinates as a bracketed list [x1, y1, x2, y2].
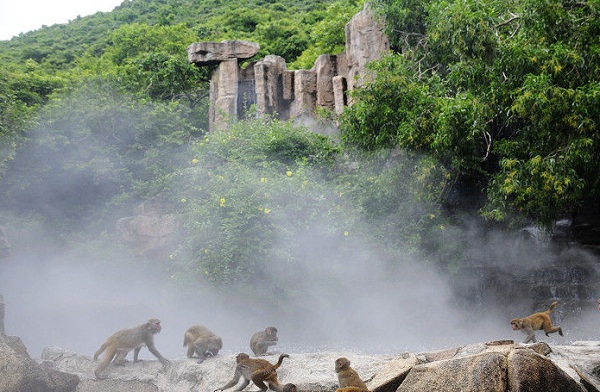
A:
[510, 301, 563, 343]
[335, 357, 368, 390]
[94, 318, 170, 378]
[183, 325, 223, 363]
[215, 352, 291, 392]
[250, 326, 279, 356]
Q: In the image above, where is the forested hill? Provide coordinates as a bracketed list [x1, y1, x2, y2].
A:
[0, 0, 360, 69]
[1, 0, 600, 303]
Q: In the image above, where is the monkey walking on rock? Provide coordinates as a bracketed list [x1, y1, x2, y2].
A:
[510, 301, 563, 343]
[214, 352, 296, 392]
[93, 318, 170, 378]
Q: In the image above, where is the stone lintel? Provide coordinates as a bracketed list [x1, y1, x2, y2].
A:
[188, 40, 260, 65]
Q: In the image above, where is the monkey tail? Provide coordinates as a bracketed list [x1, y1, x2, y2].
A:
[547, 301, 558, 313]
[273, 353, 289, 369]
[93, 342, 107, 360]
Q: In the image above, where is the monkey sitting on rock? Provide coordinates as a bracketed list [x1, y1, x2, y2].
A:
[183, 325, 223, 363]
[510, 301, 563, 343]
[250, 326, 278, 356]
[93, 318, 170, 378]
[334, 357, 369, 392]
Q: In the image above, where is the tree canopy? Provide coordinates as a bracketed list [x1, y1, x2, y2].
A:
[341, 0, 600, 228]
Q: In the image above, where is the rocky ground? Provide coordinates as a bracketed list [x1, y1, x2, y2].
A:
[3, 331, 600, 392]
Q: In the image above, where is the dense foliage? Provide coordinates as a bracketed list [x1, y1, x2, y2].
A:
[168, 116, 451, 299]
[341, 0, 600, 227]
[1, 0, 599, 300]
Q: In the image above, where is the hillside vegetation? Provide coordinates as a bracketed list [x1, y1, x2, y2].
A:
[0, 0, 598, 303]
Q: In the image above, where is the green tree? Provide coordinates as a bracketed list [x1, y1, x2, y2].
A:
[341, 0, 600, 228]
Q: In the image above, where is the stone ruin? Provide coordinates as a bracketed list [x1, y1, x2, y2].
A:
[187, 5, 389, 131]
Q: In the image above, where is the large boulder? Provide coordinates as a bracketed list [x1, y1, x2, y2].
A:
[116, 198, 180, 256]
[398, 351, 508, 392]
[0, 334, 79, 392]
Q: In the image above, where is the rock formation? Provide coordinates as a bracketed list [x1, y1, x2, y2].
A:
[116, 197, 179, 257]
[0, 334, 79, 392]
[188, 4, 389, 131]
[35, 340, 600, 392]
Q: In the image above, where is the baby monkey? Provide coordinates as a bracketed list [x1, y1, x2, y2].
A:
[510, 301, 563, 343]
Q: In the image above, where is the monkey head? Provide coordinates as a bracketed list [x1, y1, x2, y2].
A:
[266, 326, 278, 340]
[335, 357, 350, 373]
[236, 353, 251, 363]
[282, 383, 297, 392]
[510, 318, 523, 330]
[146, 318, 162, 334]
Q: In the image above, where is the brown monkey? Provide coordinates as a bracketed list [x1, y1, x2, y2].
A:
[335, 357, 369, 391]
[183, 325, 223, 363]
[250, 326, 278, 356]
[510, 301, 563, 343]
[93, 318, 170, 378]
[214, 352, 294, 392]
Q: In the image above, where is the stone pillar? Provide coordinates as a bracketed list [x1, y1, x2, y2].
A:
[344, 5, 389, 91]
[254, 55, 289, 119]
[314, 55, 337, 110]
[212, 59, 239, 131]
[333, 76, 347, 115]
[290, 70, 317, 118]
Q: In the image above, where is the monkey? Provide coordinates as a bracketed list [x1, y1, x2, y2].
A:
[93, 318, 170, 378]
[510, 301, 563, 343]
[214, 352, 294, 392]
[335, 357, 369, 391]
[250, 326, 278, 356]
[183, 325, 223, 363]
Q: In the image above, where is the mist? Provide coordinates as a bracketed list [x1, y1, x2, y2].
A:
[1, 89, 600, 361]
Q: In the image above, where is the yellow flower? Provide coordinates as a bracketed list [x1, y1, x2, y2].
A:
[440, 225, 445, 230]
[260, 177, 267, 183]
[264, 208, 271, 214]
[344, 231, 349, 237]
[191, 158, 199, 164]
[180, 198, 187, 203]
[220, 197, 226, 207]
[286, 171, 293, 177]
